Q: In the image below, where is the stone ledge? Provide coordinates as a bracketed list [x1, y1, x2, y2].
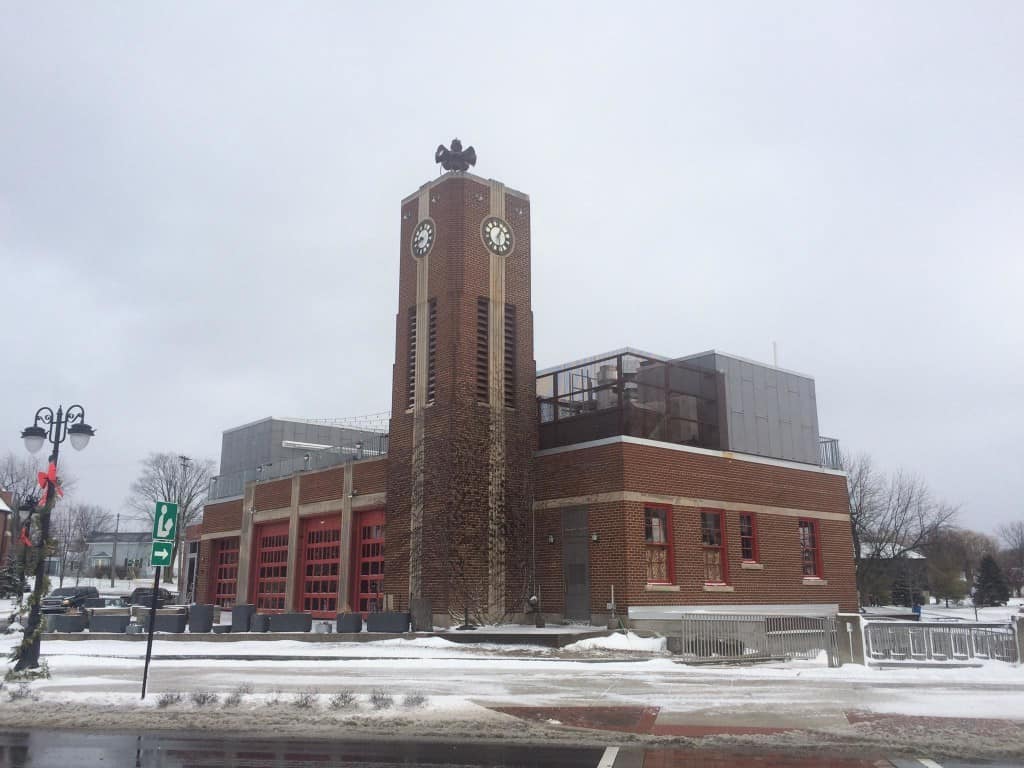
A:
[802, 577, 829, 586]
[740, 562, 764, 570]
[644, 584, 680, 592]
[702, 584, 735, 593]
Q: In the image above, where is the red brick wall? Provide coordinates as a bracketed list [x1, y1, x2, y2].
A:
[353, 458, 387, 495]
[534, 441, 858, 614]
[299, 467, 345, 505]
[254, 478, 291, 511]
[620, 442, 849, 514]
[387, 175, 536, 615]
[196, 539, 211, 605]
[202, 499, 243, 534]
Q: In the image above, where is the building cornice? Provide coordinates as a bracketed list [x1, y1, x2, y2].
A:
[535, 435, 847, 478]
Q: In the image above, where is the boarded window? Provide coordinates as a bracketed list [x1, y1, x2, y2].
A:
[700, 510, 727, 583]
[644, 506, 672, 583]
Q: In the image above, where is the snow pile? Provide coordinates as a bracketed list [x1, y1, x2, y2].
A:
[370, 637, 462, 649]
[563, 631, 666, 653]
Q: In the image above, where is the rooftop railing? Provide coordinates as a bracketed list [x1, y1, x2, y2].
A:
[208, 433, 388, 501]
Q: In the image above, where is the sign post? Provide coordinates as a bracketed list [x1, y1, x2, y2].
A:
[141, 501, 178, 699]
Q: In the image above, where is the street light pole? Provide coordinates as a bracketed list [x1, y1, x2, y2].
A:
[110, 513, 120, 589]
[16, 405, 95, 671]
[175, 455, 190, 590]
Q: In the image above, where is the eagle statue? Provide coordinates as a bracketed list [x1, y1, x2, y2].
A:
[435, 138, 477, 172]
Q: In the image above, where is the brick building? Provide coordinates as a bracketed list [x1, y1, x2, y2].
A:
[190, 159, 858, 627]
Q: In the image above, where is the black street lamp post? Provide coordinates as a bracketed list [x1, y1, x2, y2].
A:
[15, 404, 95, 670]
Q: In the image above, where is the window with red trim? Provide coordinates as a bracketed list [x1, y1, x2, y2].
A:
[644, 506, 673, 583]
[739, 512, 758, 562]
[700, 510, 728, 583]
[799, 519, 822, 577]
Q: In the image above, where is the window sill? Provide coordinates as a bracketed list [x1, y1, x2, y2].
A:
[802, 577, 828, 586]
[702, 584, 735, 593]
[740, 562, 764, 570]
[644, 583, 680, 592]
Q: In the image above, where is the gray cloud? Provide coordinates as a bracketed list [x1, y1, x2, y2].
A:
[1, 2, 1020, 531]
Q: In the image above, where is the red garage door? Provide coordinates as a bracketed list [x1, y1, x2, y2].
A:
[211, 537, 239, 608]
[252, 521, 289, 613]
[299, 515, 341, 618]
[353, 510, 384, 616]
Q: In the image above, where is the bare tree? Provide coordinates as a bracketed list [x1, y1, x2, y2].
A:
[1, 452, 78, 587]
[1, 452, 77, 530]
[996, 520, 1024, 597]
[842, 451, 958, 602]
[843, 452, 882, 562]
[50, 503, 112, 587]
[127, 453, 214, 583]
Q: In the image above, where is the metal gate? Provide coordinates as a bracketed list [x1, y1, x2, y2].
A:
[864, 621, 1018, 664]
[251, 522, 289, 613]
[561, 507, 590, 621]
[679, 613, 839, 666]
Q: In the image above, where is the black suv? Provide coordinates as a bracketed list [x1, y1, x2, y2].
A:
[127, 587, 175, 608]
[40, 586, 100, 614]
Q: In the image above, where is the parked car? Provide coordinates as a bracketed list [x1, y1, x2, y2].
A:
[40, 586, 100, 614]
[127, 587, 175, 608]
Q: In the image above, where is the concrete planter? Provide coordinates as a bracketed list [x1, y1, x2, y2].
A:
[137, 608, 188, 633]
[89, 612, 130, 633]
[249, 614, 269, 632]
[52, 614, 89, 633]
[335, 613, 363, 633]
[188, 604, 214, 634]
[212, 624, 231, 634]
[366, 611, 410, 633]
[268, 613, 313, 633]
[231, 604, 256, 633]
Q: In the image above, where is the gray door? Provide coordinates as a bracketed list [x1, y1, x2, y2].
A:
[561, 507, 590, 621]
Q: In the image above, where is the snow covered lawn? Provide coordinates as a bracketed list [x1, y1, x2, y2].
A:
[0, 620, 1021, 758]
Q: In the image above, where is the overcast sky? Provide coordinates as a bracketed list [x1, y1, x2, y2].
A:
[1, 3, 1021, 534]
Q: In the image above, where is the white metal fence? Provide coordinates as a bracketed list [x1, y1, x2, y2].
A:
[679, 613, 839, 667]
[864, 621, 1018, 664]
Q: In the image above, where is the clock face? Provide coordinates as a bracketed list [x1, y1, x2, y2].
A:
[411, 219, 435, 258]
[482, 217, 513, 256]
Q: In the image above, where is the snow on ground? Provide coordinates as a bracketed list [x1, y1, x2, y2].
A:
[864, 597, 1023, 624]
[0, 626, 1021, 759]
[563, 631, 667, 653]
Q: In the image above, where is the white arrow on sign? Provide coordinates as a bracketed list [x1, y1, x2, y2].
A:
[156, 505, 174, 539]
[153, 544, 170, 560]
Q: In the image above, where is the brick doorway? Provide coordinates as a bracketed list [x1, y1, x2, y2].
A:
[561, 507, 590, 622]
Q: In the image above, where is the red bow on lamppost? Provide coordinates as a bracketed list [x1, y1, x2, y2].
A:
[37, 461, 63, 507]
[20, 526, 32, 548]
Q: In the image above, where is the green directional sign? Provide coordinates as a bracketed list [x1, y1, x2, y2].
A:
[151, 540, 173, 567]
[152, 501, 178, 543]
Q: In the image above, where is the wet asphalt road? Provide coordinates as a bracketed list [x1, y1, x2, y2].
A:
[0, 731, 608, 768]
[0, 731, 1019, 768]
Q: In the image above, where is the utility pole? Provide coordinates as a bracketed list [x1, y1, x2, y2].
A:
[109, 513, 119, 589]
[176, 455, 191, 590]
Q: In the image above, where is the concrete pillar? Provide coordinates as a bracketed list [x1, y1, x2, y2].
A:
[337, 464, 354, 612]
[284, 476, 301, 612]
[235, 483, 256, 604]
[836, 613, 865, 665]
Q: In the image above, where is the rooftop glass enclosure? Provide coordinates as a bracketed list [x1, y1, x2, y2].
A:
[536, 352, 726, 451]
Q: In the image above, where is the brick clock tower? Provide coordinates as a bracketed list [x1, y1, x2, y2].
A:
[386, 141, 536, 627]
